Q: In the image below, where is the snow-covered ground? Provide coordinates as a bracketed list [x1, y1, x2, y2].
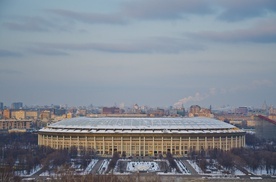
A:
[126, 161, 160, 172]
[39, 170, 56, 177]
[187, 160, 203, 174]
[174, 159, 191, 175]
[97, 159, 110, 174]
[40, 159, 100, 177]
[15, 165, 42, 177]
[187, 160, 244, 177]
[81, 159, 99, 175]
[246, 166, 276, 176]
[232, 168, 246, 176]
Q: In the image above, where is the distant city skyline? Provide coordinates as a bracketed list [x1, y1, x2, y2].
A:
[1, 0, 276, 108]
[0, 100, 274, 111]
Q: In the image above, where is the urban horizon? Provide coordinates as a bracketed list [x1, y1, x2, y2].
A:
[0, 100, 274, 110]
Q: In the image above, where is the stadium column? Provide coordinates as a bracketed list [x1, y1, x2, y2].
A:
[121, 137, 123, 155]
[226, 136, 228, 151]
[179, 137, 182, 155]
[212, 137, 214, 148]
[188, 137, 191, 151]
[139, 136, 141, 156]
[243, 135, 245, 147]
[51, 135, 53, 148]
[144, 137, 146, 156]
[197, 137, 199, 151]
[130, 136, 132, 156]
[93, 136, 96, 151]
[170, 136, 173, 154]
[240, 136, 242, 147]
[205, 136, 207, 150]
[235, 136, 238, 148]
[230, 136, 233, 149]
[239, 136, 242, 147]
[70, 136, 71, 148]
[103, 137, 105, 155]
[161, 137, 163, 155]
[42, 134, 44, 145]
[219, 136, 222, 150]
[78, 136, 80, 151]
[63, 136, 65, 148]
[85, 136, 87, 150]
[112, 136, 114, 155]
[153, 137, 155, 156]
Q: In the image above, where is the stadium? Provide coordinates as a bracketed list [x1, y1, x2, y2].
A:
[38, 117, 245, 157]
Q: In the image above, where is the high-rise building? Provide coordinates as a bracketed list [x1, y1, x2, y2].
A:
[0, 102, 3, 110]
[11, 102, 23, 109]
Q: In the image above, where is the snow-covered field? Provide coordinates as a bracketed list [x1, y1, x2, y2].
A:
[246, 166, 276, 176]
[39, 159, 99, 177]
[15, 165, 42, 177]
[126, 161, 160, 172]
[187, 160, 244, 177]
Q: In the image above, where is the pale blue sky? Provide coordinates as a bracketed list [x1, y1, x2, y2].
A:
[0, 0, 276, 108]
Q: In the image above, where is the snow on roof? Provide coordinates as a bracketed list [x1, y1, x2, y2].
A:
[44, 117, 237, 131]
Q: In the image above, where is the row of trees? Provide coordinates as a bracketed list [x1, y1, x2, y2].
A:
[191, 133, 276, 174]
[231, 147, 276, 174]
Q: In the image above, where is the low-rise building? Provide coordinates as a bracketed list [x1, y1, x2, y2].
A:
[40, 110, 51, 120]
[11, 110, 26, 120]
[3, 109, 11, 119]
[255, 115, 276, 140]
[0, 119, 32, 130]
[26, 110, 39, 119]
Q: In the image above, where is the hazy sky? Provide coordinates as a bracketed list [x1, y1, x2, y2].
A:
[0, 0, 276, 108]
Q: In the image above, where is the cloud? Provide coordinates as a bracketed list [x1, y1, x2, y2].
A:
[33, 37, 204, 54]
[121, 0, 214, 20]
[3, 1, 275, 34]
[2, 15, 75, 32]
[28, 47, 69, 56]
[0, 49, 22, 57]
[47, 1, 213, 25]
[189, 19, 276, 43]
[174, 79, 274, 108]
[216, 0, 276, 22]
[47, 9, 126, 25]
[3, 16, 55, 32]
[121, 0, 276, 22]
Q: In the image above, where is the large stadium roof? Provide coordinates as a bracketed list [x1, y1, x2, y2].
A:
[40, 117, 243, 134]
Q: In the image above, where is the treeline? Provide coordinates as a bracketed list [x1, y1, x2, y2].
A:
[0, 145, 97, 179]
[191, 133, 276, 174]
[232, 148, 276, 174]
[0, 132, 38, 146]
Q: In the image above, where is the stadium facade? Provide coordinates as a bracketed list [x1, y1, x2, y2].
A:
[38, 117, 245, 157]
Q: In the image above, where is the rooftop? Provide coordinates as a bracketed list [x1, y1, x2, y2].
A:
[46, 117, 236, 130]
